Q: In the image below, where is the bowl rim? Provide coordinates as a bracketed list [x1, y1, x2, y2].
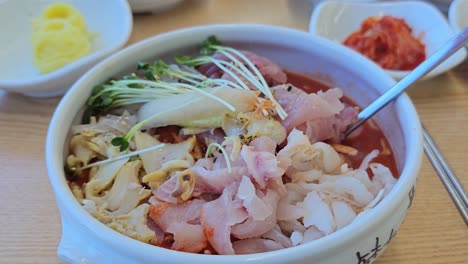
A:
[0, 0, 133, 92]
[46, 23, 423, 262]
[308, 0, 467, 80]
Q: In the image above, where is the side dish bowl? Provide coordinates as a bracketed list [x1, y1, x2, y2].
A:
[0, 0, 132, 97]
[46, 24, 423, 264]
[309, 1, 467, 80]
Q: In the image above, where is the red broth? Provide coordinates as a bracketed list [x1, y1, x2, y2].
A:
[286, 72, 399, 177]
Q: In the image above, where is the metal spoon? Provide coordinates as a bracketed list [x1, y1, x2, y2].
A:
[343, 28, 468, 224]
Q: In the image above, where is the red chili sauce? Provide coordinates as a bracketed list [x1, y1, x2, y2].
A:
[286, 72, 399, 177]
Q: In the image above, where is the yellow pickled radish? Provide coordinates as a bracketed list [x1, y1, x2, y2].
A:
[40, 2, 86, 32]
[32, 2, 92, 74]
[32, 20, 90, 74]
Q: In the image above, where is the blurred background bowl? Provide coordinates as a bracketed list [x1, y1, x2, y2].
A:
[449, 0, 468, 32]
[127, 0, 184, 13]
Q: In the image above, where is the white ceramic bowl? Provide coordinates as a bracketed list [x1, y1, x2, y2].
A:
[46, 24, 423, 264]
[449, 0, 468, 32]
[309, 1, 467, 80]
[0, 0, 132, 97]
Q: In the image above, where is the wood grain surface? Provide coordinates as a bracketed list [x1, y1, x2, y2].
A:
[0, 0, 466, 263]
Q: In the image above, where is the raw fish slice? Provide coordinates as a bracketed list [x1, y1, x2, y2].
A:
[200, 184, 248, 255]
[231, 189, 279, 239]
[167, 222, 208, 253]
[149, 198, 205, 231]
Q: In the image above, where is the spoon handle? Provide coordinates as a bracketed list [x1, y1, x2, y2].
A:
[345, 28, 468, 137]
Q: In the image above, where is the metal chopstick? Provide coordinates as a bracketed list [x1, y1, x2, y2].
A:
[423, 125, 468, 208]
[422, 125, 468, 225]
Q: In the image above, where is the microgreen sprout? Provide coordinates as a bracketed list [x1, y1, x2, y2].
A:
[205, 142, 232, 174]
[78, 143, 166, 171]
[84, 62, 241, 124]
[200, 35, 223, 55]
[176, 36, 288, 119]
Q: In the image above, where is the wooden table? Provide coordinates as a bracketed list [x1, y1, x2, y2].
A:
[0, 1, 466, 263]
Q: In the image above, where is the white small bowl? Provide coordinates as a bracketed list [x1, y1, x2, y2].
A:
[449, 0, 468, 32]
[309, 1, 467, 80]
[46, 24, 423, 264]
[0, 0, 132, 97]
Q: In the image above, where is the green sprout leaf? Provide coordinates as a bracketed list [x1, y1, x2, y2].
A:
[111, 137, 130, 152]
[123, 75, 144, 88]
[201, 35, 222, 55]
[153, 60, 169, 77]
[144, 71, 156, 81]
[111, 137, 124, 146]
[137, 62, 150, 71]
[174, 55, 200, 67]
[119, 141, 129, 152]
[91, 84, 105, 95]
[128, 156, 140, 162]
[174, 55, 189, 63]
